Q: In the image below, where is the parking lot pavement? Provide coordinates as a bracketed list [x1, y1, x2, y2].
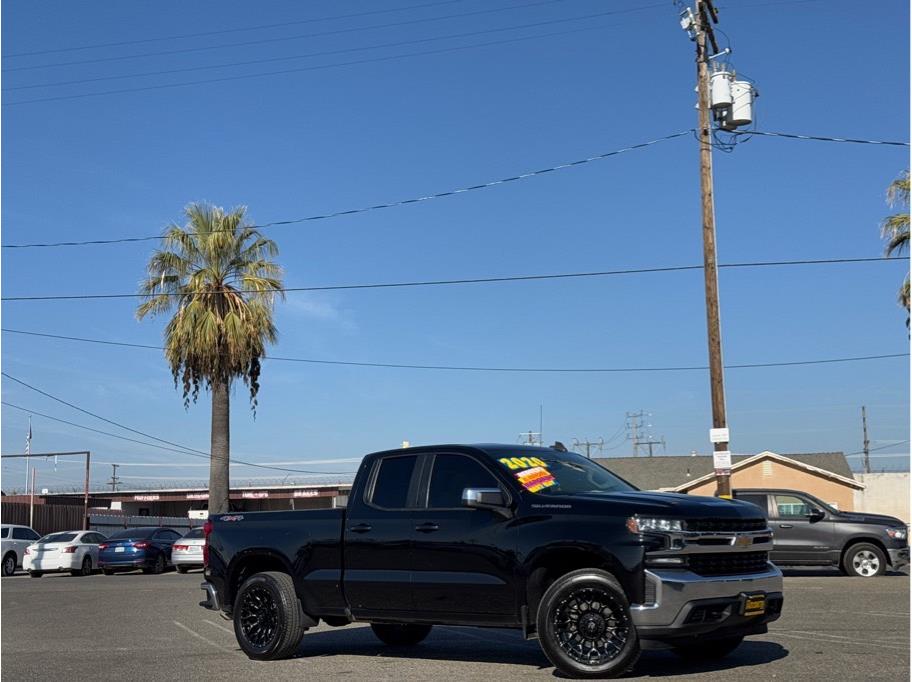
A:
[1, 568, 908, 680]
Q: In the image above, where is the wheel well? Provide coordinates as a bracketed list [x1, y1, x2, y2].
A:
[3, 550, 16, 563]
[228, 554, 289, 607]
[526, 549, 616, 621]
[841, 537, 890, 565]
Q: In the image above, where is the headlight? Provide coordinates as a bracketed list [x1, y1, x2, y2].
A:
[886, 527, 907, 540]
[627, 517, 684, 533]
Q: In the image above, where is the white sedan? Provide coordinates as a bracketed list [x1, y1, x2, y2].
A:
[23, 530, 108, 577]
[171, 527, 205, 573]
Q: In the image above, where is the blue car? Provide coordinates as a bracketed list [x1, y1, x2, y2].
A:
[98, 526, 182, 575]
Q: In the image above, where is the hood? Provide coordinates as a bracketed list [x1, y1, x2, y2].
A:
[567, 490, 763, 519]
[835, 511, 906, 527]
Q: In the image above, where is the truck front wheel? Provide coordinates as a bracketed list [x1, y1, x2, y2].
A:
[843, 543, 887, 577]
[536, 569, 640, 679]
[234, 571, 307, 660]
[370, 623, 432, 646]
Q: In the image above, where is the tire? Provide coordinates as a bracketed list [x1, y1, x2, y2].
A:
[102, 568, 115, 576]
[2, 552, 16, 577]
[234, 571, 307, 660]
[672, 636, 744, 660]
[370, 623, 432, 646]
[29, 571, 43, 578]
[843, 543, 887, 578]
[536, 569, 640, 679]
[176, 565, 189, 574]
[143, 554, 166, 575]
[72, 556, 93, 577]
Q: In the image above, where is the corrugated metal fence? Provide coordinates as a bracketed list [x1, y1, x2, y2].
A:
[1, 503, 83, 536]
[1, 504, 198, 536]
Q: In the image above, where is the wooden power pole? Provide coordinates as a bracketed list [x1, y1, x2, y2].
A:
[694, 0, 732, 498]
[861, 406, 871, 474]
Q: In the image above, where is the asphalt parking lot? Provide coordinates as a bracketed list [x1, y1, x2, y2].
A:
[1, 568, 908, 680]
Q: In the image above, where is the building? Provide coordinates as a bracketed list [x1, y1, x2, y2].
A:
[595, 451, 864, 511]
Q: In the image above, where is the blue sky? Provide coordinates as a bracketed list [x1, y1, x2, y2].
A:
[2, 0, 909, 491]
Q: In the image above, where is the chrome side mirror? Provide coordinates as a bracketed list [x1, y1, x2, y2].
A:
[462, 488, 511, 517]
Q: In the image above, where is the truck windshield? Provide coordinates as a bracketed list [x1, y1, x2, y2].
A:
[496, 451, 637, 496]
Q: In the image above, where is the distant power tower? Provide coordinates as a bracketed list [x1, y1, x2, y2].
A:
[109, 463, 121, 492]
[572, 438, 606, 459]
[518, 431, 543, 447]
[626, 411, 666, 457]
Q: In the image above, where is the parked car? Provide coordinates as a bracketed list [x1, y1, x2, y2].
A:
[1, 524, 41, 576]
[23, 530, 107, 577]
[98, 526, 182, 575]
[171, 527, 205, 573]
[201, 444, 783, 679]
[732, 488, 910, 577]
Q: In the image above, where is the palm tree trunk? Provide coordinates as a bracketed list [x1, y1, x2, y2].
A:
[208, 377, 230, 515]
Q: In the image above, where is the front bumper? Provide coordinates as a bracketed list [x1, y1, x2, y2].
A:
[631, 563, 783, 641]
[888, 547, 909, 569]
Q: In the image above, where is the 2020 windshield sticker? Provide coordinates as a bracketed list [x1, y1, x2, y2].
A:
[498, 456, 548, 470]
[515, 466, 556, 492]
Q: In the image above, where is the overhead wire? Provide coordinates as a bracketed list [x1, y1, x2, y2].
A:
[1, 0, 472, 58]
[0, 373, 357, 474]
[2, 328, 907, 373]
[0, 131, 691, 248]
[0, 256, 903, 301]
[4, 7, 667, 92]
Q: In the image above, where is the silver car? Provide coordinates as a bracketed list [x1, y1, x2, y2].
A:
[2, 524, 41, 576]
[171, 527, 205, 573]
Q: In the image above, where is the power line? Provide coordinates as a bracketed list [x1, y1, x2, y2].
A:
[0, 373, 355, 474]
[2, 0, 587, 72]
[1, 256, 902, 301]
[732, 130, 910, 147]
[1, 131, 689, 249]
[2, 328, 907, 373]
[847, 439, 910, 455]
[4, 8, 664, 92]
[1, 0, 471, 58]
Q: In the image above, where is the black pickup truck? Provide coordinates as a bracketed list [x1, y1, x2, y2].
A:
[733, 488, 909, 577]
[200, 444, 783, 678]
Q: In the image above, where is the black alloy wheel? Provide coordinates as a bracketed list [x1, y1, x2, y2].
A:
[233, 571, 307, 660]
[537, 569, 640, 679]
[2, 553, 16, 577]
[239, 585, 279, 650]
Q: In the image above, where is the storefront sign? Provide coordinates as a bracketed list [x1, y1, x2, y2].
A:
[186, 492, 209, 500]
[134, 494, 160, 501]
[293, 489, 319, 498]
[242, 491, 269, 499]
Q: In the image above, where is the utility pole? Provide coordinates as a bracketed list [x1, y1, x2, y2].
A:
[29, 466, 36, 529]
[861, 406, 871, 474]
[693, 0, 731, 498]
[626, 411, 646, 456]
[572, 438, 605, 459]
[109, 463, 121, 492]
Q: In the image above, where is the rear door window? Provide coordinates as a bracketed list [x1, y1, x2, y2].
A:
[735, 493, 769, 514]
[426, 454, 500, 509]
[12, 528, 38, 540]
[369, 455, 419, 509]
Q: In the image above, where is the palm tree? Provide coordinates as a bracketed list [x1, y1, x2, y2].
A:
[137, 203, 283, 514]
[881, 170, 910, 325]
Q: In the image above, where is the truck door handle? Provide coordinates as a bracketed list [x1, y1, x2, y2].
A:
[778, 524, 793, 529]
[415, 523, 439, 533]
[348, 523, 372, 534]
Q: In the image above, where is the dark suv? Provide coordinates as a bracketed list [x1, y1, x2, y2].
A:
[733, 488, 909, 577]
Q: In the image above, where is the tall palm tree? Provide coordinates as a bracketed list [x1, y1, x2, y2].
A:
[137, 203, 283, 514]
[881, 170, 910, 325]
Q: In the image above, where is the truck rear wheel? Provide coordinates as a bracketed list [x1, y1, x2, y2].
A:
[672, 635, 744, 660]
[234, 571, 307, 660]
[370, 623, 432, 646]
[536, 568, 640, 679]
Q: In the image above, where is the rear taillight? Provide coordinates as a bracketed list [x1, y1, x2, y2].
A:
[173, 544, 188, 551]
[133, 541, 150, 549]
[63, 546, 78, 554]
[203, 520, 213, 566]
[98, 543, 108, 550]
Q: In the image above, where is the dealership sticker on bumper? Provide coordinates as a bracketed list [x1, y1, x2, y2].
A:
[741, 593, 766, 617]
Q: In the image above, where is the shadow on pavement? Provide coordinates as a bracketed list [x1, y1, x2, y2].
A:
[287, 625, 789, 678]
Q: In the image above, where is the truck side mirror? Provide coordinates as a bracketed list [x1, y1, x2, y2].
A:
[462, 488, 511, 517]
[806, 508, 825, 522]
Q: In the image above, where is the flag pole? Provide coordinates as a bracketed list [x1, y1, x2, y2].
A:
[25, 416, 32, 492]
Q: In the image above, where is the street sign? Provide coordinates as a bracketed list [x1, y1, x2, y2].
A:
[709, 427, 730, 443]
[713, 449, 732, 473]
